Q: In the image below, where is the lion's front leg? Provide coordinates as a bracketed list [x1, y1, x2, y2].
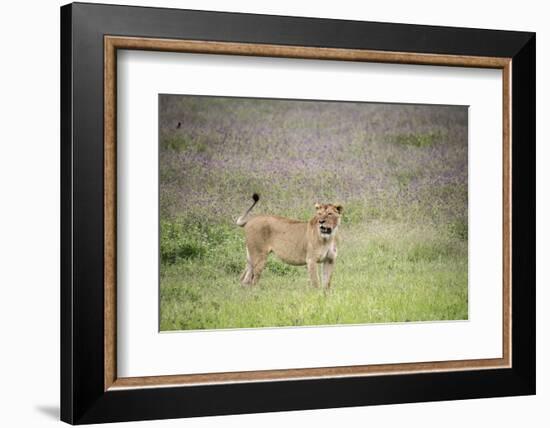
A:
[306, 258, 320, 288]
[322, 259, 335, 289]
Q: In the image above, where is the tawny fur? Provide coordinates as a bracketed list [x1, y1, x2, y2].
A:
[236, 195, 343, 288]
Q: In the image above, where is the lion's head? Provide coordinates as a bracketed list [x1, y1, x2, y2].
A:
[314, 203, 343, 239]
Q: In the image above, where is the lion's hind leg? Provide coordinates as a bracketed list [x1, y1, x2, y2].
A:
[240, 248, 254, 285]
[251, 256, 267, 285]
[240, 266, 251, 284]
[247, 246, 268, 286]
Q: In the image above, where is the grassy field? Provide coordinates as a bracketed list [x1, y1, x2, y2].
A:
[159, 95, 468, 331]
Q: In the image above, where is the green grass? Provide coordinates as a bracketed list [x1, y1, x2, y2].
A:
[385, 131, 445, 148]
[159, 220, 468, 331]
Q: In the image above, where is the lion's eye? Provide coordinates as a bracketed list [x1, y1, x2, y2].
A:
[328, 213, 333, 216]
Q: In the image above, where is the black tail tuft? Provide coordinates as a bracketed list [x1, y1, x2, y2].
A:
[237, 193, 260, 226]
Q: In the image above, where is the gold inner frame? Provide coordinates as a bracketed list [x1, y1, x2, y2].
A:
[104, 35, 512, 391]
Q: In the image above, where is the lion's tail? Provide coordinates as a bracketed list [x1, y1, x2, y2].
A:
[236, 193, 260, 227]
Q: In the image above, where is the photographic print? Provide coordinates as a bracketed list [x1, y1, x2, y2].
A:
[159, 94, 468, 331]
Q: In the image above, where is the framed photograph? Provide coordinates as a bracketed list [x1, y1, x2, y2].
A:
[60, 2, 535, 424]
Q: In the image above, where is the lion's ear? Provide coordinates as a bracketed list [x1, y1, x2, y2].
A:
[334, 204, 344, 214]
[315, 203, 322, 210]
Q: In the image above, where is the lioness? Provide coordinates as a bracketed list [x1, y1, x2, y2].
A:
[236, 194, 343, 288]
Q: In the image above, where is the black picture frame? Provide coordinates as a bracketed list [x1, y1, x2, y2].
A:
[61, 2, 535, 424]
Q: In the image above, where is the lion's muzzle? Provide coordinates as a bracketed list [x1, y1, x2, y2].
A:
[319, 225, 332, 235]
